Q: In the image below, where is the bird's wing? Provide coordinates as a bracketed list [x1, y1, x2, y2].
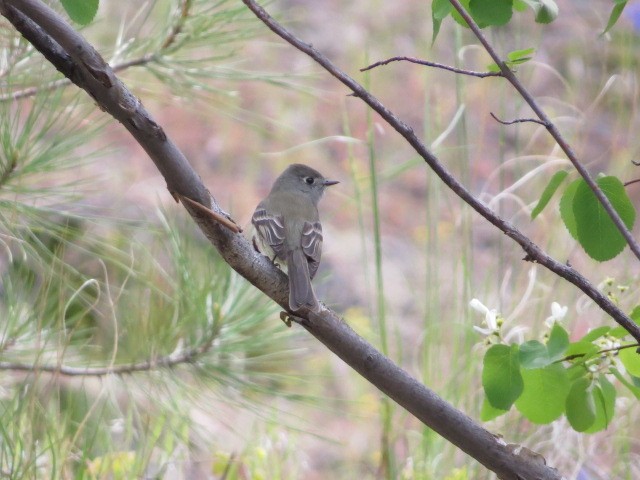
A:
[252, 208, 286, 259]
[301, 221, 323, 280]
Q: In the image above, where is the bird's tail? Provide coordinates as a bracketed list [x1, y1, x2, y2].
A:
[287, 249, 320, 312]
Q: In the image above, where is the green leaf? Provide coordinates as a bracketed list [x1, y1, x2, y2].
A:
[619, 345, 640, 377]
[610, 367, 640, 400]
[515, 364, 569, 423]
[517, 0, 558, 24]
[469, 0, 513, 27]
[564, 341, 599, 360]
[585, 375, 616, 433]
[547, 323, 569, 360]
[507, 47, 536, 63]
[519, 340, 551, 369]
[581, 326, 611, 343]
[480, 397, 508, 421]
[531, 170, 569, 219]
[630, 305, 640, 324]
[432, 0, 453, 43]
[609, 326, 630, 338]
[483, 344, 524, 410]
[565, 377, 595, 432]
[559, 178, 581, 239]
[535, 0, 559, 23]
[61, 0, 99, 25]
[513, 0, 528, 12]
[602, 1, 628, 35]
[572, 176, 636, 261]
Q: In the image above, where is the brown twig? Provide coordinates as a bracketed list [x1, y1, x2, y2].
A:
[447, 0, 640, 262]
[490, 111, 547, 127]
[178, 193, 242, 233]
[624, 178, 640, 187]
[361, 55, 503, 78]
[558, 342, 640, 363]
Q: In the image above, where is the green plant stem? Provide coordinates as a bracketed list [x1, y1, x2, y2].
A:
[364, 63, 394, 480]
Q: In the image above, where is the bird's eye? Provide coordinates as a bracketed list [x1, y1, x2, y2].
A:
[304, 177, 314, 185]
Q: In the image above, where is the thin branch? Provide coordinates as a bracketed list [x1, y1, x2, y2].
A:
[624, 178, 640, 188]
[558, 342, 640, 363]
[177, 194, 243, 233]
[490, 111, 547, 126]
[161, 0, 192, 50]
[0, 339, 215, 377]
[361, 55, 503, 78]
[447, 0, 640, 262]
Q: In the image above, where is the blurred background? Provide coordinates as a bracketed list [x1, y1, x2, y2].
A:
[1, 0, 639, 478]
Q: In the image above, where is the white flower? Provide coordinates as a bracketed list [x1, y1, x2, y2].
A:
[470, 298, 499, 335]
[544, 302, 568, 328]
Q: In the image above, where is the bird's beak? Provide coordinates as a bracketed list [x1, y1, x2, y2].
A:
[323, 179, 339, 187]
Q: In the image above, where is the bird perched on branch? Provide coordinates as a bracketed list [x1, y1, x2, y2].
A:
[252, 163, 339, 313]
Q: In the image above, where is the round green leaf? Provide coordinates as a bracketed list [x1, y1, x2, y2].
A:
[515, 364, 569, 423]
[531, 170, 568, 220]
[547, 323, 569, 360]
[519, 340, 551, 369]
[535, 0, 559, 24]
[585, 375, 616, 433]
[470, 0, 513, 27]
[480, 397, 508, 422]
[619, 345, 640, 377]
[483, 344, 524, 410]
[572, 176, 636, 261]
[61, 0, 99, 26]
[559, 178, 581, 240]
[565, 377, 595, 432]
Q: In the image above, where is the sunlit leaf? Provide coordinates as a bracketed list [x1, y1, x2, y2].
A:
[483, 344, 524, 410]
[531, 170, 568, 219]
[61, 0, 99, 25]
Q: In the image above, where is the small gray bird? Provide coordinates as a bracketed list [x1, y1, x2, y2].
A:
[252, 164, 339, 313]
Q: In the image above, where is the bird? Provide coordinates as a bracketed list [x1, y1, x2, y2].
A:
[252, 163, 338, 313]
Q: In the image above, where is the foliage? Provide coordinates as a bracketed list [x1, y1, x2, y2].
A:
[472, 296, 639, 433]
[60, 0, 98, 25]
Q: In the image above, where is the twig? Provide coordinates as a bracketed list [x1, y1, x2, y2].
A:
[178, 194, 242, 233]
[0, 339, 215, 377]
[361, 55, 503, 78]
[624, 178, 640, 188]
[558, 342, 640, 363]
[447, 0, 640, 262]
[490, 111, 547, 126]
[161, 0, 192, 50]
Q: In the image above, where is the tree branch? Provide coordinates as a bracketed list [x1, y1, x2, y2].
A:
[447, 0, 640, 262]
[490, 111, 548, 127]
[361, 55, 503, 78]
